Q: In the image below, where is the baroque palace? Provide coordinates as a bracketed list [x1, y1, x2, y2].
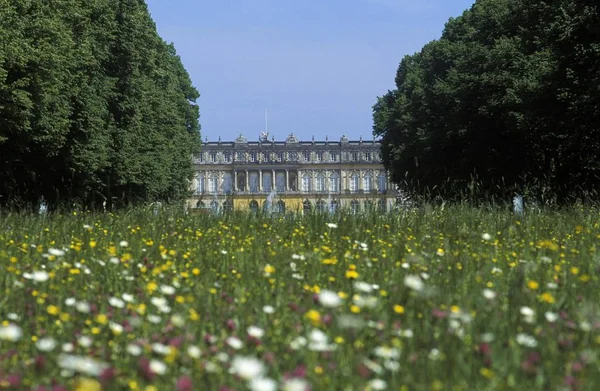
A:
[189, 133, 396, 213]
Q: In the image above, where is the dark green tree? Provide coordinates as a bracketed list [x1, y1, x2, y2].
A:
[374, 0, 600, 203]
[0, 0, 201, 209]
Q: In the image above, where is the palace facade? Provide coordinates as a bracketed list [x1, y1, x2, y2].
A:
[188, 133, 396, 213]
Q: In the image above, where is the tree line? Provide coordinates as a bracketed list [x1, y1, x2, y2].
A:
[373, 0, 600, 203]
[0, 0, 201, 210]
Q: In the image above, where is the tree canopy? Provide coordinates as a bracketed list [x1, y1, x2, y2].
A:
[0, 0, 201, 210]
[373, 0, 600, 203]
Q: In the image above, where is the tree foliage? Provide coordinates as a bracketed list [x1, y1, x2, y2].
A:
[373, 0, 600, 202]
[0, 0, 200, 209]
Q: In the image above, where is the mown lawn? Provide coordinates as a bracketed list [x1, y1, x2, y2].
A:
[1, 206, 600, 390]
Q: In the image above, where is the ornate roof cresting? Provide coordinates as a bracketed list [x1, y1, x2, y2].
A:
[235, 134, 247, 143]
[286, 133, 299, 143]
[340, 134, 349, 143]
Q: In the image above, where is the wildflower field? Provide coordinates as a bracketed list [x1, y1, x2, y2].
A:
[1, 206, 600, 391]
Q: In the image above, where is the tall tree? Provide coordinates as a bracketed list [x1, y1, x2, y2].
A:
[374, 0, 600, 202]
[0, 0, 201, 209]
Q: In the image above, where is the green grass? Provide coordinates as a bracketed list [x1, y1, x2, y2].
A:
[1, 206, 600, 390]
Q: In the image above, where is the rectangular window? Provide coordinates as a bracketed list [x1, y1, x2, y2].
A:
[224, 152, 232, 162]
[210, 153, 217, 162]
[302, 175, 311, 192]
[278, 152, 284, 162]
[262, 152, 268, 162]
[331, 153, 338, 162]
[249, 173, 259, 192]
[304, 151, 310, 162]
[351, 152, 358, 161]
[236, 152, 245, 161]
[329, 175, 340, 192]
[316, 175, 325, 192]
[208, 176, 218, 193]
[250, 152, 257, 162]
[197, 175, 205, 193]
[378, 172, 387, 192]
[316, 152, 323, 162]
[198, 154, 204, 162]
[350, 175, 359, 192]
[364, 175, 372, 192]
[365, 152, 372, 161]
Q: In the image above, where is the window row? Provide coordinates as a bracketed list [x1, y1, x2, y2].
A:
[196, 150, 380, 163]
[196, 171, 387, 194]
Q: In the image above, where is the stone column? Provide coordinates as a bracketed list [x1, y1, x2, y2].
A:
[259, 170, 263, 192]
[272, 170, 276, 191]
[285, 169, 289, 192]
[234, 171, 238, 191]
[245, 169, 249, 192]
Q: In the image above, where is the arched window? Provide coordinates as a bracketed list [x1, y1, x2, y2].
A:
[329, 172, 340, 193]
[350, 200, 360, 214]
[378, 198, 387, 212]
[223, 200, 233, 212]
[223, 173, 233, 194]
[196, 200, 205, 208]
[364, 200, 373, 211]
[330, 200, 338, 213]
[276, 200, 286, 213]
[249, 200, 259, 212]
[316, 173, 325, 193]
[197, 173, 205, 194]
[350, 173, 360, 193]
[316, 200, 326, 213]
[303, 200, 312, 213]
[378, 171, 387, 192]
[363, 172, 373, 192]
[208, 174, 218, 194]
[302, 174, 311, 193]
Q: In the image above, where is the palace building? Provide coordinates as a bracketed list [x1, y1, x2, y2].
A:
[188, 133, 396, 213]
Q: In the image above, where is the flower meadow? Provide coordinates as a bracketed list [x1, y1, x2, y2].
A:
[1, 206, 600, 391]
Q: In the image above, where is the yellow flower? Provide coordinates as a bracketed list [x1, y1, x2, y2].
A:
[74, 377, 102, 391]
[305, 310, 321, 325]
[146, 281, 158, 293]
[570, 267, 579, 275]
[322, 258, 337, 265]
[480, 367, 494, 379]
[539, 292, 555, 304]
[47, 305, 60, 316]
[264, 264, 275, 274]
[189, 309, 200, 321]
[350, 305, 361, 313]
[394, 305, 405, 314]
[192, 268, 200, 275]
[527, 280, 539, 290]
[95, 314, 108, 325]
[89, 240, 97, 249]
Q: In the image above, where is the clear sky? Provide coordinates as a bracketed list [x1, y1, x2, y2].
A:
[145, 0, 475, 142]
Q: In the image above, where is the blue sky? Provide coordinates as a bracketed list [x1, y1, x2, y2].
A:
[145, 0, 475, 142]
